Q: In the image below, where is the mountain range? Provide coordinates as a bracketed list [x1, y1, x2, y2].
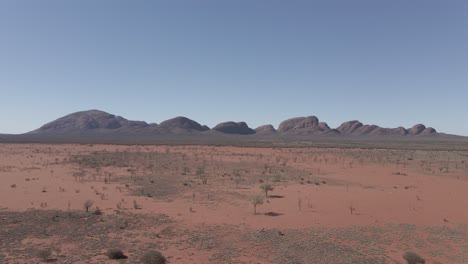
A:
[27, 109, 439, 137]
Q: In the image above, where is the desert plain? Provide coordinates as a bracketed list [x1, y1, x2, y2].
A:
[0, 143, 467, 263]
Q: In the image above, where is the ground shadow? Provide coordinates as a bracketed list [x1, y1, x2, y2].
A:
[264, 212, 283, 217]
[268, 195, 284, 199]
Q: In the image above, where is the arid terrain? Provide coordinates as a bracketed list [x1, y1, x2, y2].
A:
[1, 143, 467, 263]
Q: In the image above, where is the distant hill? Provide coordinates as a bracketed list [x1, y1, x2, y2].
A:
[153, 116, 209, 133]
[255, 125, 276, 135]
[29, 110, 149, 134]
[212, 121, 256, 135]
[18, 109, 444, 137]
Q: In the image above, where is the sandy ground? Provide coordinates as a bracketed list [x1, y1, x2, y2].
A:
[0, 143, 467, 263]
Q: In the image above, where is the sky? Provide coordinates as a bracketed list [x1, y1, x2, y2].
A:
[0, 0, 467, 135]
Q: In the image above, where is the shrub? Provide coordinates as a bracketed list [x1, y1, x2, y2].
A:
[272, 174, 282, 182]
[249, 195, 264, 214]
[133, 200, 142, 209]
[83, 200, 94, 212]
[234, 177, 242, 188]
[93, 207, 102, 215]
[259, 183, 274, 197]
[106, 248, 127, 259]
[141, 250, 166, 264]
[37, 249, 52, 262]
[403, 251, 425, 264]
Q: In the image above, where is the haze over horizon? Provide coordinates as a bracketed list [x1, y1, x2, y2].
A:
[1, 1, 467, 136]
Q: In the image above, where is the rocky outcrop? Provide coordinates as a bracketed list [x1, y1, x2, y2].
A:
[212, 122, 256, 135]
[30, 110, 149, 133]
[337, 121, 436, 136]
[421, 127, 437, 135]
[156, 117, 209, 132]
[27, 110, 441, 137]
[318, 122, 331, 130]
[278, 116, 320, 133]
[277, 116, 334, 135]
[409, 124, 427, 135]
[336, 121, 364, 135]
[255, 125, 276, 135]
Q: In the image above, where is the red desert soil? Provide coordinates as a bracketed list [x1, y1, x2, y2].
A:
[0, 143, 467, 263]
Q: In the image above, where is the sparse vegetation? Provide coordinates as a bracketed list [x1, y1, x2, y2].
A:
[403, 251, 425, 264]
[141, 250, 166, 264]
[249, 195, 264, 214]
[83, 200, 94, 212]
[93, 207, 102, 215]
[1, 144, 467, 263]
[234, 177, 242, 188]
[37, 248, 52, 262]
[133, 200, 142, 209]
[106, 248, 127, 259]
[259, 183, 274, 197]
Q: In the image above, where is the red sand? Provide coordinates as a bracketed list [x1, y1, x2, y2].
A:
[1, 143, 467, 263]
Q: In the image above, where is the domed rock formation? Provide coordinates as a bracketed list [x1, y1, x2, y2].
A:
[338, 121, 436, 136]
[354, 125, 379, 135]
[318, 122, 331, 130]
[368, 126, 408, 136]
[278, 116, 320, 133]
[26, 110, 443, 139]
[156, 116, 209, 132]
[212, 121, 256, 135]
[420, 127, 437, 135]
[320, 128, 341, 135]
[336, 121, 364, 135]
[409, 124, 427, 135]
[255, 125, 276, 135]
[395, 126, 409, 136]
[30, 110, 149, 133]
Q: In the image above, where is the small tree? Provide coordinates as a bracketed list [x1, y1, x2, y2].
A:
[260, 183, 274, 197]
[141, 250, 166, 264]
[83, 200, 94, 212]
[403, 252, 425, 264]
[249, 195, 264, 214]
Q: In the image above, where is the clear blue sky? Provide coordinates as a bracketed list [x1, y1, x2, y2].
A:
[0, 0, 467, 135]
